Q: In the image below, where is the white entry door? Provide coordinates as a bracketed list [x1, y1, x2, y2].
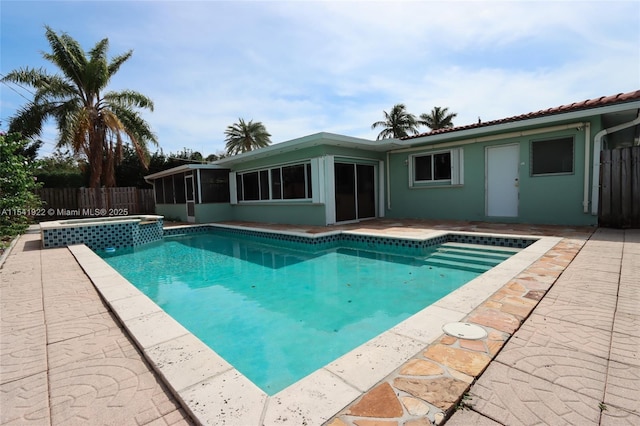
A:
[486, 144, 519, 217]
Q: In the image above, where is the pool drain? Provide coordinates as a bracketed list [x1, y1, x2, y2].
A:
[442, 322, 487, 340]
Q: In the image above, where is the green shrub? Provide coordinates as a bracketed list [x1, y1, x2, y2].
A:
[0, 133, 42, 241]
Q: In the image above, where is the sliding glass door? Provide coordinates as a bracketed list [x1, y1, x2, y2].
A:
[334, 163, 376, 222]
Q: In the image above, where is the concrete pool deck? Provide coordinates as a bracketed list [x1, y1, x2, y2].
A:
[1, 220, 638, 425]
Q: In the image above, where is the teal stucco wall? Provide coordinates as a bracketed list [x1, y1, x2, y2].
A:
[155, 203, 234, 223]
[230, 204, 326, 225]
[385, 122, 599, 226]
[194, 204, 234, 223]
[155, 204, 187, 222]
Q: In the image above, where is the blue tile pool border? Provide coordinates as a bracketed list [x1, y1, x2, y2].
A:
[163, 224, 537, 257]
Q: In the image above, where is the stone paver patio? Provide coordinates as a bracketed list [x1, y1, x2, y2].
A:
[1, 220, 637, 425]
[328, 228, 639, 425]
[1, 233, 193, 425]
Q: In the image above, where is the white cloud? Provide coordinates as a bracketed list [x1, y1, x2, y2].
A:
[1, 0, 638, 158]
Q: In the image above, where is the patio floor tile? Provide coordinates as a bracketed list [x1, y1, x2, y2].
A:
[599, 406, 640, 426]
[532, 297, 615, 332]
[505, 313, 613, 359]
[464, 362, 602, 426]
[615, 290, 640, 316]
[495, 345, 607, 400]
[445, 408, 502, 425]
[43, 293, 109, 325]
[46, 311, 121, 344]
[612, 311, 640, 337]
[0, 326, 47, 383]
[610, 332, 640, 367]
[0, 307, 44, 334]
[48, 338, 179, 425]
[0, 372, 50, 425]
[542, 283, 619, 308]
[47, 326, 129, 369]
[604, 360, 640, 414]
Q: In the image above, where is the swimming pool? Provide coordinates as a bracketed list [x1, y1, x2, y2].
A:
[100, 230, 519, 394]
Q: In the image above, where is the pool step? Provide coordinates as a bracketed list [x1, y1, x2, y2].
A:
[440, 242, 521, 254]
[423, 258, 492, 273]
[435, 247, 512, 262]
[430, 253, 506, 267]
[422, 243, 519, 273]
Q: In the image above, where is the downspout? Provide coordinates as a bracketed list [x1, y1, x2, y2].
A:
[591, 112, 640, 215]
[582, 123, 590, 213]
[386, 151, 391, 211]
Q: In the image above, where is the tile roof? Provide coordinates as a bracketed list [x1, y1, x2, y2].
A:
[402, 90, 640, 140]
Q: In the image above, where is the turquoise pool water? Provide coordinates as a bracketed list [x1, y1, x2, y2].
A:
[100, 231, 515, 394]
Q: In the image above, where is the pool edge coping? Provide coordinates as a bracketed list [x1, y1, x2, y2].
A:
[68, 226, 561, 425]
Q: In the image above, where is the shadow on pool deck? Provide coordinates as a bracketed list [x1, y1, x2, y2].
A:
[1, 220, 637, 425]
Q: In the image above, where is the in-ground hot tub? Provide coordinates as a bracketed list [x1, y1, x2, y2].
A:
[40, 215, 164, 250]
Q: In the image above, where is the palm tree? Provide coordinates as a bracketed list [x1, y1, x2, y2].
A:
[1, 27, 157, 188]
[419, 106, 458, 131]
[224, 118, 271, 155]
[371, 104, 419, 140]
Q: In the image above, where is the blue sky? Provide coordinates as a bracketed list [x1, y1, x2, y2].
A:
[1, 1, 639, 158]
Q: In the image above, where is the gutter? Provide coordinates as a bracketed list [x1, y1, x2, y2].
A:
[590, 111, 640, 215]
[583, 123, 591, 213]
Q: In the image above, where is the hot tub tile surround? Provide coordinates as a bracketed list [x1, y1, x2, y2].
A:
[67, 223, 577, 425]
[40, 216, 163, 250]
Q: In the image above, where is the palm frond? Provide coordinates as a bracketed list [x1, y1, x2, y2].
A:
[108, 51, 133, 77]
[104, 90, 155, 111]
[7, 103, 49, 138]
[43, 26, 87, 91]
[224, 118, 271, 155]
[372, 103, 418, 140]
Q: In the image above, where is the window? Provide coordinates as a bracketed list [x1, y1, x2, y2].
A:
[282, 164, 306, 199]
[236, 162, 312, 201]
[154, 178, 164, 203]
[200, 169, 230, 203]
[163, 176, 175, 204]
[409, 148, 463, 186]
[174, 173, 186, 203]
[242, 172, 260, 200]
[271, 169, 282, 199]
[531, 137, 574, 176]
[259, 170, 269, 200]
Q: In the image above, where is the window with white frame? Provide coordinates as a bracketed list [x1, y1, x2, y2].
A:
[409, 148, 464, 187]
[235, 162, 312, 202]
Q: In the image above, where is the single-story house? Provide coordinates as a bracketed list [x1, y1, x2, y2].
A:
[145, 90, 640, 226]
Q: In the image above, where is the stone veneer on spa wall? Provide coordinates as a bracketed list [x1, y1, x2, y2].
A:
[40, 215, 164, 250]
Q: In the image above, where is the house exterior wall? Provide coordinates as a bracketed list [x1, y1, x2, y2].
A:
[230, 204, 326, 225]
[194, 204, 234, 223]
[155, 203, 234, 223]
[155, 203, 188, 222]
[228, 144, 386, 226]
[386, 119, 602, 226]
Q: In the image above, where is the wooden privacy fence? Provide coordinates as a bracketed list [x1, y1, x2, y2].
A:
[37, 187, 155, 217]
[599, 146, 640, 228]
